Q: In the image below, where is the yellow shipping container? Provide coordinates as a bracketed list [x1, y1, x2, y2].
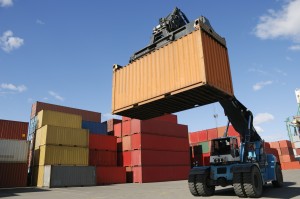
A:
[35, 125, 89, 149]
[33, 166, 45, 187]
[35, 145, 88, 166]
[36, 110, 82, 129]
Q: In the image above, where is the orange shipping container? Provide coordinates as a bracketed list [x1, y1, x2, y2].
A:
[112, 21, 233, 120]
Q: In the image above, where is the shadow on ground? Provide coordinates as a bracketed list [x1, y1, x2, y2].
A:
[0, 187, 50, 198]
[214, 182, 299, 198]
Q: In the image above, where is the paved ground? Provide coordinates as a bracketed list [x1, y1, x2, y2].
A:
[1, 170, 300, 199]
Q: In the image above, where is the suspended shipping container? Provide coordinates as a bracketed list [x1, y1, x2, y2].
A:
[36, 110, 82, 129]
[112, 21, 233, 120]
[35, 125, 89, 149]
[31, 101, 101, 122]
[34, 145, 88, 166]
[0, 139, 29, 163]
[0, 119, 28, 140]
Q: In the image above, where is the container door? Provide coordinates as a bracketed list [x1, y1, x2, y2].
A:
[43, 165, 51, 187]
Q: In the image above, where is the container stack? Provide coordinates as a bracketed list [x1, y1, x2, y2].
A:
[266, 140, 300, 170]
[0, 119, 29, 188]
[116, 115, 190, 183]
[89, 133, 126, 185]
[33, 110, 95, 187]
[189, 125, 240, 167]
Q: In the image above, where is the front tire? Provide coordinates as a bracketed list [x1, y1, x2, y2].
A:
[243, 166, 263, 198]
[188, 175, 199, 196]
[195, 174, 215, 196]
[233, 172, 247, 198]
[272, 164, 283, 187]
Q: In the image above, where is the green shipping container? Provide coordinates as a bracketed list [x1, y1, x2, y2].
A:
[198, 141, 210, 153]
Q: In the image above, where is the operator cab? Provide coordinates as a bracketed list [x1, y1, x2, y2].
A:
[210, 137, 240, 165]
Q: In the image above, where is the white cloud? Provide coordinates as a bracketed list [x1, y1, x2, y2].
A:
[36, 19, 45, 25]
[274, 68, 287, 76]
[288, 45, 300, 51]
[0, 0, 13, 7]
[0, 30, 24, 52]
[254, 126, 264, 133]
[253, 80, 273, 91]
[254, 113, 275, 125]
[1, 83, 27, 92]
[254, 0, 300, 43]
[49, 91, 64, 101]
[248, 68, 270, 76]
[43, 97, 49, 101]
[102, 113, 121, 120]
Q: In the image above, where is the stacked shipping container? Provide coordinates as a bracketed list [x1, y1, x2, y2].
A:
[0, 119, 29, 188]
[116, 115, 190, 183]
[33, 110, 94, 187]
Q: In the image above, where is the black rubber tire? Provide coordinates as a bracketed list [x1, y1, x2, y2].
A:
[272, 164, 283, 188]
[195, 174, 215, 196]
[243, 166, 263, 198]
[233, 172, 247, 198]
[188, 175, 199, 196]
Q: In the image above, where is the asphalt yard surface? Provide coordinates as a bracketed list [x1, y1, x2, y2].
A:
[1, 170, 300, 199]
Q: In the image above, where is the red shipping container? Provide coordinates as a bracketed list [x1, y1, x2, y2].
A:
[279, 155, 296, 163]
[114, 123, 122, 138]
[89, 134, 117, 151]
[269, 141, 280, 148]
[122, 116, 131, 122]
[280, 147, 294, 155]
[0, 163, 28, 188]
[207, 128, 218, 140]
[151, 114, 178, 124]
[123, 151, 132, 166]
[96, 167, 126, 185]
[131, 150, 190, 166]
[227, 125, 240, 137]
[264, 142, 271, 149]
[89, 150, 117, 166]
[278, 140, 292, 148]
[122, 121, 131, 136]
[198, 130, 208, 142]
[281, 161, 300, 170]
[217, 126, 226, 138]
[117, 151, 123, 166]
[122, 135, 131, 151]
[189, 132, 198, 144]
[132, 166, 190, 183]
[125, 167, 133, 183]
[107, 119, 122, 132]
[31, 101, 101, 122]
[0, 119, 28, 140]
[131, 133, 189, 151]
[117, 137, 122, 152]
[201, 152, 210, 166]
[131, 119, 188, 138]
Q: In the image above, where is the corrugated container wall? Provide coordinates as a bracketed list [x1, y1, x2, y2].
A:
[43, 165, 96, 188]
[36, 110, 82, 129]
[35, 125, 89, 149]
[112, 22, 233, 119]
[0, 139, 29, 163]
[31, 101, 101, 122]
[35, 145, 88, 166]
[0, 163, 28, 188]
[0, 119, 28, 140]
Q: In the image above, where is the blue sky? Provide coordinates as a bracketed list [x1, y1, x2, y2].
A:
[0, 0, 299, 141]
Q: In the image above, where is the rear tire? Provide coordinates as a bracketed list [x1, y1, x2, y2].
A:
[188, 175, 199, 196]
[243, 166, 263, 198]
[195, 174, 215, 196]
[233, 172, 247, 198]
[272, 164, 283, 188]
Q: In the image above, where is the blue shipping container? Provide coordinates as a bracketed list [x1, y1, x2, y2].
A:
[82, 121, 107, 134]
